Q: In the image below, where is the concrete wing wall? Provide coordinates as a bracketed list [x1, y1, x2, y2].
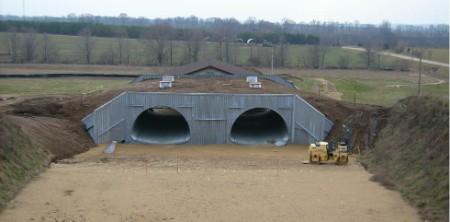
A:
[293, 95, 333, 144]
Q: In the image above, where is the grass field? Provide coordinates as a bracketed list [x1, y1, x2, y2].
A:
[0, 32, 397, 68]
[0, 66, 447, 107]
[409, 48, 449, 64]
[0, 78, 130, 96]
[292, 76, 448, 106]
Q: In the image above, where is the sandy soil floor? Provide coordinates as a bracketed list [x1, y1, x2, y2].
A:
[0, 144, 420, 222]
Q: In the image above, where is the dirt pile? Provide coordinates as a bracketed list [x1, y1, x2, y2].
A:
[361, 96, 449, 222]
[304, 95, 386, 153]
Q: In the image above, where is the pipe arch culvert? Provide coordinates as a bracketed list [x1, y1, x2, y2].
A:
[230, 108, 289, 146]
[131, 106, 191, 144]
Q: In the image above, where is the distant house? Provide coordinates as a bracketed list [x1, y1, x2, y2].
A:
[164, 59, 260, 77]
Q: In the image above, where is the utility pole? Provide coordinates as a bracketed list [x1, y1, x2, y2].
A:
[271, 46, 274, 75]
[22, 0, 25, 20]
[418, 56, 422, 96]
[413, 49, 423, 96]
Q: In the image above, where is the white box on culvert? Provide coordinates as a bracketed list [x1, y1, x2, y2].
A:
[249, 82, 262, 88]
[159, 81, 172, 88]
[246, 76, 258, 83]
[162, 75, 175, 82]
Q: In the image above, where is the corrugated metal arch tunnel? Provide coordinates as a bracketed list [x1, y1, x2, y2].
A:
[230, 108, 289, 145]
[131, 106, 191, 144]
[82, 92, 334, 145]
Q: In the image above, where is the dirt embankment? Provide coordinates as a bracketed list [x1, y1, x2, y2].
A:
[0, 114, 93, 208]
[0, 97, 94, 208]
[0, 145, 421, 222]
[361, 96, 449, 222]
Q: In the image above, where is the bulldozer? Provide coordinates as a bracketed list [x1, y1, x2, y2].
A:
[305, 141, 349, 165]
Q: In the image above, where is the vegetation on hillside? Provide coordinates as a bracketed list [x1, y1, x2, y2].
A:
[361, 96, 449, 221]
[0, 116, 50, 209]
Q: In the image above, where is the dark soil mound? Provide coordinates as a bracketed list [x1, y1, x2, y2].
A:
[361, 96, 449, 222]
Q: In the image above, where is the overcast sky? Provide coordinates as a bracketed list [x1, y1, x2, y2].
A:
[0, 0, 448, 24]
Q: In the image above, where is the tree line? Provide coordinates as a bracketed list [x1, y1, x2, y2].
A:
[0, 15, 447, 74]
[237, 32, 319, 45]
[1, 14, 448, 48]
[0, 20, 322, 46]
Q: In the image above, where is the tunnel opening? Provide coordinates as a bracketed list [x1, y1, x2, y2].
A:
[230, 108, 289, 146]
[131, 107, 190, 144]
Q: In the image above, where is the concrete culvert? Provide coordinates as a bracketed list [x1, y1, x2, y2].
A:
[131, 107, 190, 144]
[230, 108, 289, 146]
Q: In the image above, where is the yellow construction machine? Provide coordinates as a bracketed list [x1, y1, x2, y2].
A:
[305, 141, 349, 165]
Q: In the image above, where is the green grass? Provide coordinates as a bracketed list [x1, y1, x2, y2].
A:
[396, 47, 449, 64]
[291, 76, 449, 106]
[0, 78, 130, 95]
[0, 32, 388, 68]
[333, 78, 448, 106]
[291, 78, 322, 92]
[421, 48, 449, 64]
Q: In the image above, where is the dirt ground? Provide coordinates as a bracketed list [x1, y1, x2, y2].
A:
[0, 144, 420, 222]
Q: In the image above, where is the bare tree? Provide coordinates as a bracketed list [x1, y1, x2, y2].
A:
[276, 43, 287, 67]
[41, 33, 58, 63]
[362, 41, 376, 69]
[305, 44, 320, 69]
[142, 25, 171, 65]
[412, 49, 424, 96]
[395, 59, 410, 71]
[319, 45, 327, 68]
[167, 28, 176, 66]
[78, 27, 95, 64]
[379, 20, 397, 50]
[7, 27, 20, 63]
[337, 55, 351, 69]
[98, 43, 116, 65]
[22, 28, 38, 62]
[231, 42, 240, 65]
[216, 39, 223, 61]
[184, 29, 202, 64]
[114, 27, 128, 64]
[213, 21, 234, 63]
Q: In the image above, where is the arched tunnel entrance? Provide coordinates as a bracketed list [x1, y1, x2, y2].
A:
[131, 107, 190, 144]
[230, 108, 289, 146]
